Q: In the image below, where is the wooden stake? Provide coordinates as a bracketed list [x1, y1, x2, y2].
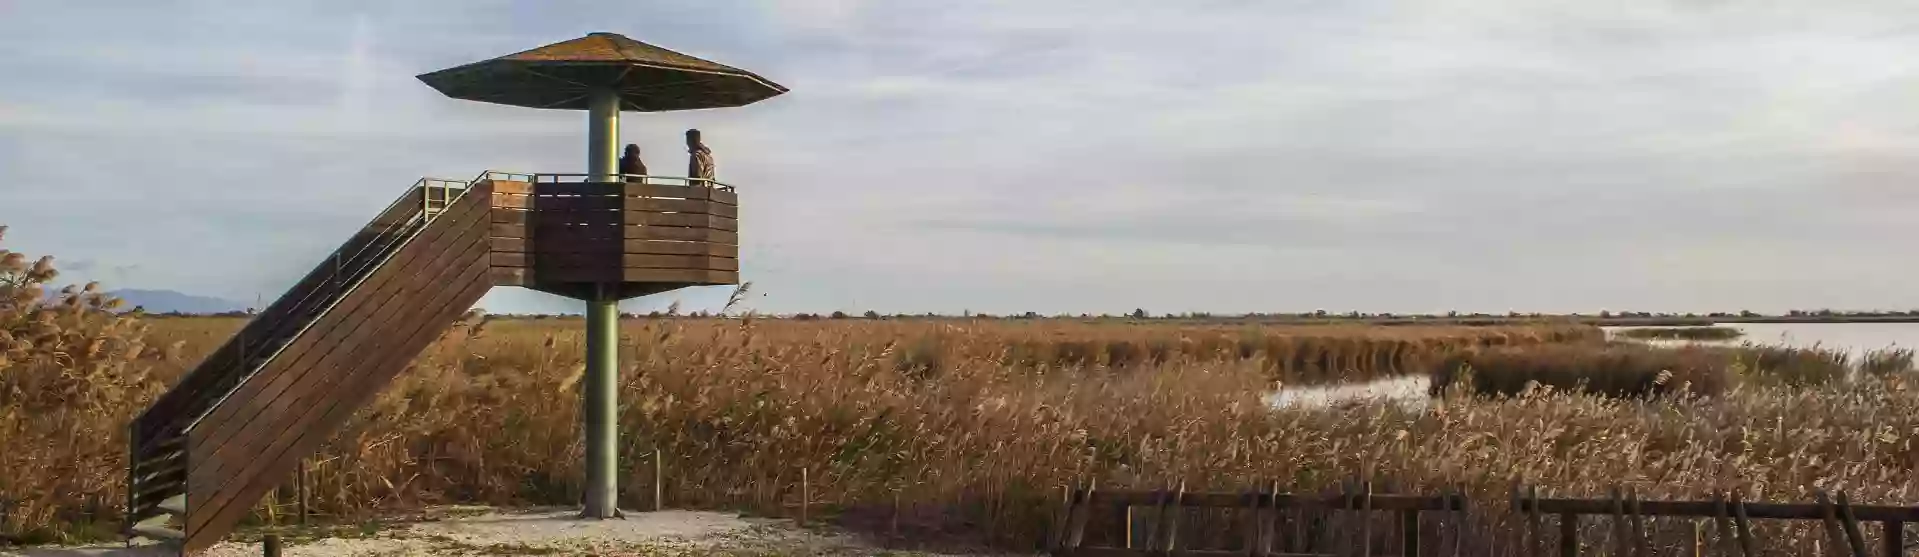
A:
[263, 534, 282, 557]
[297, 459, 310, 526]
[653, 449, 663, 512]
[799, 467, 809, 527]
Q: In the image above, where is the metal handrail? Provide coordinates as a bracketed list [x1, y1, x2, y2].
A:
[180, 178, 481, 433]
[131, 180, 434, 444]
[418, 177, 466, 216]
[526, 173, 735, 192]
[475, 170, 536, 183]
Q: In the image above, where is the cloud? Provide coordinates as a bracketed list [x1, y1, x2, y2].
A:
[3, 0, 1917, 315]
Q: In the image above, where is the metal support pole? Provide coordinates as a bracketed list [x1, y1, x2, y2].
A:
[581, 88, 623, 520]
[588, 88, 620, 184]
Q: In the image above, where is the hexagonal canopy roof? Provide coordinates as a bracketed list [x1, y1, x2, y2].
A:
[416, 32, 787, 111]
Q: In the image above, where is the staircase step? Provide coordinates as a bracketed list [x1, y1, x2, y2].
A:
[158, 494, 186, 515]
[130, 524, 185, 542]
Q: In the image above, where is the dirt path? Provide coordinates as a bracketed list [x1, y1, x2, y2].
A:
[3, 507, 1025, 557]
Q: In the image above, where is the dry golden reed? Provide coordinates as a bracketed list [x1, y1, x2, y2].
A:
[4, 229, 1919, 554]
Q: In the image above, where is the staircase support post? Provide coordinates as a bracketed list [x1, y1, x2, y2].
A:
[581, 87, 624, 519]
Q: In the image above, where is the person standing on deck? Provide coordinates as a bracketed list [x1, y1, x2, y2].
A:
[686, 129, 715, 184]
[619, 144, 647, 183]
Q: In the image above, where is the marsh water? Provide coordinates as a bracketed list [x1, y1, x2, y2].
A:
[1604, 322, 1918, 360]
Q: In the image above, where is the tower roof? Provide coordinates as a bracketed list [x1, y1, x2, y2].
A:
[417, 32, 787, 111]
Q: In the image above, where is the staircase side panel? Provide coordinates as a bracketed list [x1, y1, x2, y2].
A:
[180, 245, 493, 555]
[185, 190, 486, 458]
[135, 187, 426, 445]
[179, 186, 493, 554]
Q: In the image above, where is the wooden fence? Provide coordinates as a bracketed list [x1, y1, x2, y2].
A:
[1050, 481, 1465, 556]
[1050, 482, 1919, 557]
[1515, 485, 1915, 557]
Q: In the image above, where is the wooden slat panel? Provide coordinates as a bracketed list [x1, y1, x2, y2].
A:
[185, 189, 486, 458]
[491, 210, 737, 231]
[183, 249, 494, 555]
[485, 180, 533, 195]
[489, 266, 531, 287]
[485, 180, 734, 204]
[189, 237, 489, 502]
[184, 190, 493, 531]
[489, 237, 737, 258]
[494, 267, 737, 284]
[490, 224, 737, 244]
[521, 181, 711, 199]
[490, 193, 736, 217]
[489, 252, 738, 271]
[185, 200, 487, 486]
[186, 236, 487, 525]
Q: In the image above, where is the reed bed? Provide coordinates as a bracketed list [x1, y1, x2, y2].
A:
[1434, 342, 1917, 399]
[6, 234, 1919, 554]
[7, 314, 1919, 553]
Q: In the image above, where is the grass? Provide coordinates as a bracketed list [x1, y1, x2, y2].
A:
[1613, 326, 1745, 341]
[9, 227, 1919, 554]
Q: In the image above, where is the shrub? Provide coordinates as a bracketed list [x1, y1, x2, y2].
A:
[1735, 343, 1851, 387]
[1432, 343, 1730, 398]
[0, 225, 168, 543]
[1859, 347, 1915, 378]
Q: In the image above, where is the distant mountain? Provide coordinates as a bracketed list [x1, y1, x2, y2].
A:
[109, 289, 251, 314]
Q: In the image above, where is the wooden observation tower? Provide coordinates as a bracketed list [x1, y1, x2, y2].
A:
[123, 32, 786, 555]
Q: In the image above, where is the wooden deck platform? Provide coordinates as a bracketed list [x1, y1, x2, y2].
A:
[487, 179, 740, 300]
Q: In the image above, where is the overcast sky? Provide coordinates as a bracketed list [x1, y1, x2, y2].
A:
[3, 0, 1917, 316]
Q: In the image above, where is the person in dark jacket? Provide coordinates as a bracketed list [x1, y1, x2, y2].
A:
[619, 143, 647, 183]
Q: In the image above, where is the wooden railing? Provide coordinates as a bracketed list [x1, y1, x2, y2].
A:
[1050, 482, 1465, 556]
[1515, 486, 1913, 557]
[1051, 483, 1919, 557]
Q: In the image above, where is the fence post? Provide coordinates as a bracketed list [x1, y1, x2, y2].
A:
[263, 534, 282, 557]
[1627, 488, 1649, 557]
[653, 449, 663, 512]
[799, 467, 808, 527]
[1526, 486, 1544, 557]
[1360, 481, 1373, 557]
[1400, 508, 1419, 557]
[1559, 513, 1579, 557]
[1886, 521, 1905, 557]
[1836, 492, 1868, 557]
[1610, 487, 1629, 557]
[1730, 493, 1757, 557]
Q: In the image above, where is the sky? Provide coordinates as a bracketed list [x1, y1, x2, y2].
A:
[2, 0, 1918, 316]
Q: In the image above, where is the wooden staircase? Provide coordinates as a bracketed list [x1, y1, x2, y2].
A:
[126, 177, 498, 555]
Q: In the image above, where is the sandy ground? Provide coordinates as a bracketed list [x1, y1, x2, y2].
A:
[2, 507, 1026, 557]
